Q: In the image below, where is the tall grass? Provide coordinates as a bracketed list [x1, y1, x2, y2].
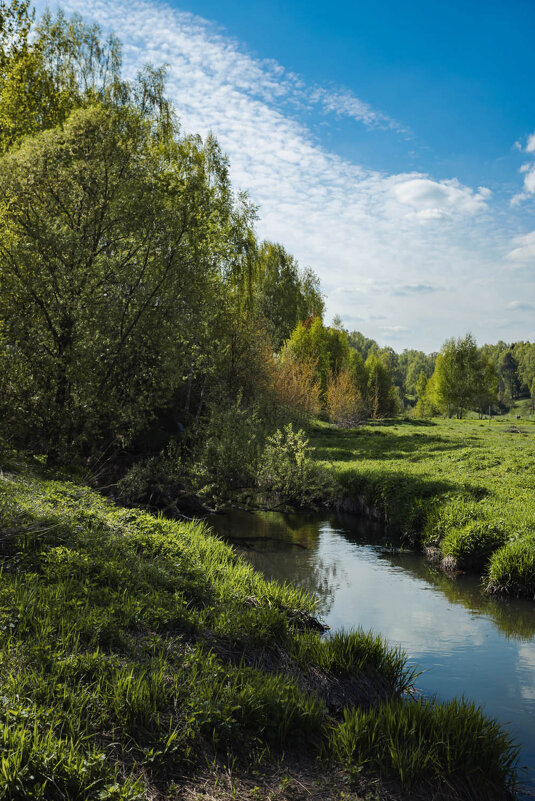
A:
[330, 697, 519, 797]
[0, 464, 520, 799]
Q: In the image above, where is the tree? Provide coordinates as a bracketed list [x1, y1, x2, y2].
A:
[326, 369, 365, 427]
[414, 370, 430, 417]
[253, 242, 323, 350]
[0, 5, 128, 153]
[0, 103, 241, 451]
[431, 334, 491, 418]
[474, 358, 499, 417]
[282, 318, 353, 397]
[499, 351, 520, 401]
[404, 350, 435, 397]
[365, 353, 399, 418]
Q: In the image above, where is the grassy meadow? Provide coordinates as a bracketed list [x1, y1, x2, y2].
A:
[311, 403, 535, 597]
[0, 456, 521, 800]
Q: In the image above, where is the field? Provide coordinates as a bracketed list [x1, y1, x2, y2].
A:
[310, 405, 535, 597]
[0, 456, 520, 800]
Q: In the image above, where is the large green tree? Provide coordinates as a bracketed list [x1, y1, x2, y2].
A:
[0, 103, 243, 450]
[253, 241, 324, 350]
[431, 334, 497, 418]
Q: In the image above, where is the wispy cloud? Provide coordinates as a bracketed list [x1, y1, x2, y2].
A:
[507, 231, 535, 264]
[34, 0, 533, 350]
[507, 300, 535, 311]
[310, 86, 405, 132]
[511, 131, 535, 205]
[391, 283, 443, 296]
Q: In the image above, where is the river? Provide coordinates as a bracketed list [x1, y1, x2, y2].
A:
[209, 510, 535, 798]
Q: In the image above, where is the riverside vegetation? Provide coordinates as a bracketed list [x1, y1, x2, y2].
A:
[0, 0, 529, 797]
[0, 456, 520, 800]
[311, 410, 535, 599]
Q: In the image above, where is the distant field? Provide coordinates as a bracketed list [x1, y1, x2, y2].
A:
[310, 408, 535, 597]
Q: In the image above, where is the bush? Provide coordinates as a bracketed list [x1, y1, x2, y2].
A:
[257, 424, 331, 507]
[188, 398, 263, 505]
[325, 369, 366, 427]
[115, 447, 185, 508]
[270, 354, 322, 421]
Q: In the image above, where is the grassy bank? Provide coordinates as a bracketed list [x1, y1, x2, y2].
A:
[0, 455, 520, 799]
[311, 413, 535, 597]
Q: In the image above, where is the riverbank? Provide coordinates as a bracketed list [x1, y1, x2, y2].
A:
[310, 416, 535, 597]
[0, 457, 520, 800]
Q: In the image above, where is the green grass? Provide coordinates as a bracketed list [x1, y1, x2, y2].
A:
[330, 697, 519, 796]
[310, 414, 535, 597]
[0, 459, 520, 799]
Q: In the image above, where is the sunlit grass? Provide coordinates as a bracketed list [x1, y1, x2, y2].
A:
[0, 463, 520, 798]
[311, 416, 535, 596]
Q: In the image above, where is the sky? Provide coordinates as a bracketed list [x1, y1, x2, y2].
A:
[36, 0, 535, 352]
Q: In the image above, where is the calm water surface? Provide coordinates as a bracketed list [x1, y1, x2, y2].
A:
[209, 511, 535, 798]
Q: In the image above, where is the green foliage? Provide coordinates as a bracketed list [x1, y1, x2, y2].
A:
[253, 241, 324, 350]
[311, 417, 535, 595]
[188, 398, 263, 504]
[431, 334, 498, 418]
[0, 5, 126, 153]
[365, 353, 400, 419]
[0, 3, 325, 476]
[331, 697, 518, 796]
[0, 101, 244, 452]
[257, 424, 331, 506]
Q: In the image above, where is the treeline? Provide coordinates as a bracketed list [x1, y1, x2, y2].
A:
[336, 330, 535, 420]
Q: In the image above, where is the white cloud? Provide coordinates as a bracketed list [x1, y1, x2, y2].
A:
[507, 231, 535, 264]
[511, 132, 535, 203]
[390, 177, 489, 219]
[33, 0, 531, 350]
[526, 132, 535, 154]
[382, 325, 411, 334]
[523, 166, 535, 194]
[507, 301, 535, 311]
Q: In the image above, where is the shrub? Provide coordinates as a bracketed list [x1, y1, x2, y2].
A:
[270, 353, 322, 420]
[325, 369, 366, 428]
[188, 398, 263, 505]
[257, 424, 331, 507]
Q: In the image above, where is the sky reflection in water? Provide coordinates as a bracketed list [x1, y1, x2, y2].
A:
[210, 511, 535, 796]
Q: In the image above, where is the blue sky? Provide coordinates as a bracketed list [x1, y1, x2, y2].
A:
[36, 0, 535, 351]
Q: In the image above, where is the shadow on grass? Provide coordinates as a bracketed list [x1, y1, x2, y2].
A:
[333, 467, 489, 537]
[312, 433, 466, 463]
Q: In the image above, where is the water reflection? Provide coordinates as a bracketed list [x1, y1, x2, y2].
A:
[208, 510, 535, 795]
[210, 510, 535, 641]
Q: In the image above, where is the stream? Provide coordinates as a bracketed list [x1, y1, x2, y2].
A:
[208, 510, 535, 798]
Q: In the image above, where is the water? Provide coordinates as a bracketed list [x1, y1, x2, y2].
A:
[209, 510, 535, 797]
